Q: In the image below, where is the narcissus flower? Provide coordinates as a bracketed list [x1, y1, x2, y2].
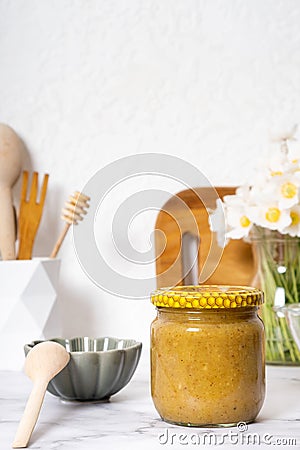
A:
[249, 203, 291, 231]
[210, 125, 300, 240]
[281, 206, 300, 237]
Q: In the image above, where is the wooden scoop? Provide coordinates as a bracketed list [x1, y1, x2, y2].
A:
[0, 124, 23, 259]
[12, 342, 70, 448]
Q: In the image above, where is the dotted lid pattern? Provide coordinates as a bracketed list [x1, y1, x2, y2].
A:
[151, 285, 264, 309]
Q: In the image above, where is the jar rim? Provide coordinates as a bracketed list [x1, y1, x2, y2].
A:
[251, 237, 298, 243]
[151, 285, 263, 309]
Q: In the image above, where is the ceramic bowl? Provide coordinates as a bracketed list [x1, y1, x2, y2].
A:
[24, 337, 142, 401]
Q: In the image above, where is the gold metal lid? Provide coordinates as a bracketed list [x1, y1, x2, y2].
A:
[151, 285, 264, 309]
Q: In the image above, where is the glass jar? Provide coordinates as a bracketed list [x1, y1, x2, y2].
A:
[251, 226, 300, 365]
[150, 285, 265, 427]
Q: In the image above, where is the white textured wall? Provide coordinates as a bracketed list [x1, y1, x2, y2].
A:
[1, 0, 300, 345]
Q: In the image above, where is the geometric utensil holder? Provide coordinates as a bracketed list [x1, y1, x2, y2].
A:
[0, 258, 61, 370]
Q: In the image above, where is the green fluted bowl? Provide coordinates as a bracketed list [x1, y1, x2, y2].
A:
[24, 337, 142, 401]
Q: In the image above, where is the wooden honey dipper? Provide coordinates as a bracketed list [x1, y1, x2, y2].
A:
[50, 191, 90, 258]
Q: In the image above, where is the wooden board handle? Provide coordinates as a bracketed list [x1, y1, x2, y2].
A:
[12, 379, 48, 448]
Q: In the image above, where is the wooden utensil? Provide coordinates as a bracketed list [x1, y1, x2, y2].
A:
[12, 341, 70, 448]
[18, 171, 49, 260]
[50, 191, 90, 258]
[0, 124, 23, 259]
[155, 187, 255, 288]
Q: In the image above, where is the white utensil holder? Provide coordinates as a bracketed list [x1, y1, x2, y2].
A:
[0, 258, 61, 370]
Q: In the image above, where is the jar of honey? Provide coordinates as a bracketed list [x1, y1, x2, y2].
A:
[150, 285, 265, 427]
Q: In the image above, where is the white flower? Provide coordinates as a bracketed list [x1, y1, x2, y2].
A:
[255, 176, 300, 209]
[208, 198, 227, 247]
[276, 177, 300, 209]
[250, 165, 300, 208]
[222, 193, 253, 239]
[223, 185, 252, 206]
[226, 206, 252, 239]
[286, 139, 300, 163]
[281, 206, 300, 237]
[256, 134, 300, 181]
[235, 185, 251, 201]
[209, 124, 300, 241]
[249, 203, 291, 232]
[265, 148, 298, 178]
[269, 146, 290, 167]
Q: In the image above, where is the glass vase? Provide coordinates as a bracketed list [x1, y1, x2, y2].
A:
[252, 227, 300, 365]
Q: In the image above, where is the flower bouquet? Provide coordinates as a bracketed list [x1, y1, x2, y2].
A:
[211, 126, 300, 364]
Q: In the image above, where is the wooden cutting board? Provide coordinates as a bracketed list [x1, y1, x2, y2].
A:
[155, 187, 255, 288]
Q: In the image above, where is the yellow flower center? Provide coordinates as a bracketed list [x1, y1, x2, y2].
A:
[265, 207, 281, 223]
[290, 211, 300, 226]
[240, 215, 251, 228]
[271, 171, 283, 177]
[281, 182, 297, 199]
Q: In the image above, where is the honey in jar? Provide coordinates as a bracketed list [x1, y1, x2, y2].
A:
[150, 285, 265, 427]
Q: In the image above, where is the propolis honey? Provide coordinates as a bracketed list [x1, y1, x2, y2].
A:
[150, 285, 265, 427]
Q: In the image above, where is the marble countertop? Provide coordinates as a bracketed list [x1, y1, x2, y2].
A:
[1, 351, 300, 450]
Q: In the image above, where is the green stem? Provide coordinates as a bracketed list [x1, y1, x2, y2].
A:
[254, 226, 300, 365]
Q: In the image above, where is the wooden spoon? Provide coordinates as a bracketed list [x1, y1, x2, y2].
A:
[12, 342, 70, 448]
[0, 124, 23, 260]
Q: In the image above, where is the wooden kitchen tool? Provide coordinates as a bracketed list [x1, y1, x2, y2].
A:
[12, 341, 70, 448]
[18, 171, 49, 260]
[50, 191, 90, 258]
[0, 124, 23, 260]
[155, 187, 255, 288]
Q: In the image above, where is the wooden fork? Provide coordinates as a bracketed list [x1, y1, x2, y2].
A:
[18, 171, 49, 260]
